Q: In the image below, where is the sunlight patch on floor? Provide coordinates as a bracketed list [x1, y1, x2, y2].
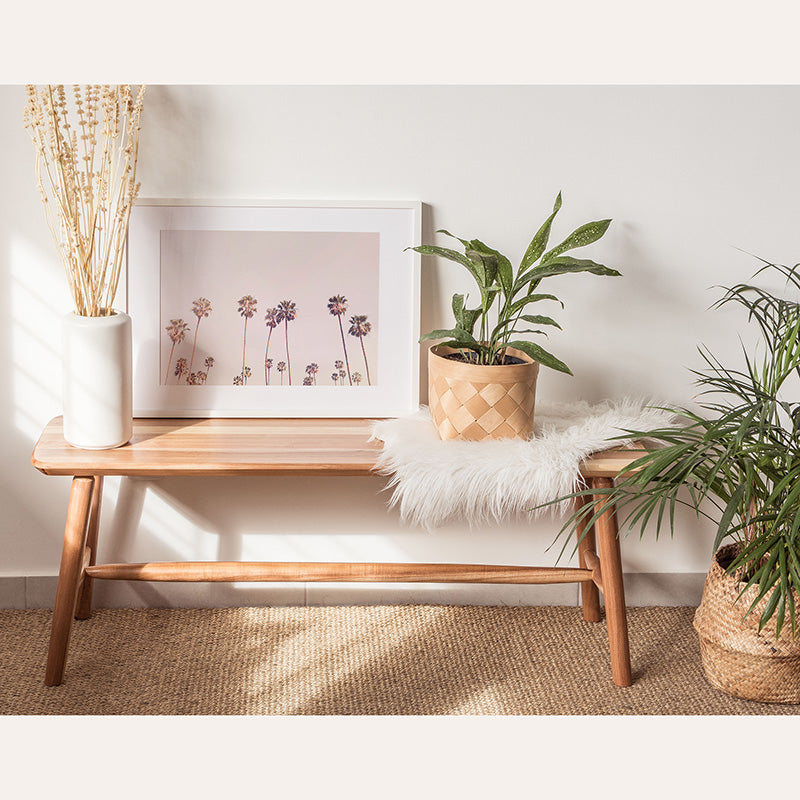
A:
[241, 607, 441, 714]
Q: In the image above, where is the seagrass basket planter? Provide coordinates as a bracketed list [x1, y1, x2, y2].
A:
[692, 543, 800, 704]
[427, 344, 539, 441]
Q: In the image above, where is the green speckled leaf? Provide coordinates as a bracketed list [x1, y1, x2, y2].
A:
[541, 218, 612, 264]
[520, 192, 562, 270]
[518, 256, 621, 286]
[507, 339, 572, 375]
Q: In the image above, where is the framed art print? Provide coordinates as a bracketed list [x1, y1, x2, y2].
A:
[126, 199, 421, 417]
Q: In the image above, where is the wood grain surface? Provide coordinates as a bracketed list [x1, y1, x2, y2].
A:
[85, 560, 596, 584]
[32, 416, 647, 478]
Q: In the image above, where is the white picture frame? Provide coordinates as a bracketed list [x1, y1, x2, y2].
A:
[126, 199, 421, 418]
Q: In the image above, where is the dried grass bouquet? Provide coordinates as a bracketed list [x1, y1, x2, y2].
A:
[23, 84, 145, 317]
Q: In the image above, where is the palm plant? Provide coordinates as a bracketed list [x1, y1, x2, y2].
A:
[328, 294, 352, 384]
[277, 360, 287, 385]
[352, 371, 362, 386]
[276, 300, 297, 385]
[408, 193, 619, 371]
[164, 318, 189, 384]
[189, 358, 213, 386]
[174, 357, 188, 383]
[554, 260, 800, 637]
[188, 297, 212, 382]
[348, 314, 373, 385]
[237, 295, 258, 385]
[264, 307, 278, 384]
[305, 363, 319, 385]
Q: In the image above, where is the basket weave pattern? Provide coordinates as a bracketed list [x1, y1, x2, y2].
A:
[693, 543, 800, 704]
[428, 345, 539, 441]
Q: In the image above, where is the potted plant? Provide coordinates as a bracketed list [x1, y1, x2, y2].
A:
[409, 192, 620, 440]
[554, 259, 800, 703]
[23, 85, 145, 449]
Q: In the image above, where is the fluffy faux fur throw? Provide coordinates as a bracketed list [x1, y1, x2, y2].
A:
[371, 399, 675, 529]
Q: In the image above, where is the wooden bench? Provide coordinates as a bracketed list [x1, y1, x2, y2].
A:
[32, 416, 642, 687]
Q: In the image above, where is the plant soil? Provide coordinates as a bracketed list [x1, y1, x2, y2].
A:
[715, 544, 754, 584]
[443, 352, 527, 366]
[717, 548, 736, 570]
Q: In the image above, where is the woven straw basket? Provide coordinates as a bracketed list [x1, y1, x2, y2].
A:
[693, 543, 800, 704]
[428, 344, 539, 441]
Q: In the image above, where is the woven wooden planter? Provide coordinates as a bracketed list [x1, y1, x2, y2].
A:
[693, 543, 800, 704]
[427, 344, 539, 441]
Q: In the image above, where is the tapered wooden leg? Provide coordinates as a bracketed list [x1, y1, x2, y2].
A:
[76, 476, 103, 620]
[592, 476, 632, 687]
[575, 493, 601, 622]
[45, 476, 94, 686]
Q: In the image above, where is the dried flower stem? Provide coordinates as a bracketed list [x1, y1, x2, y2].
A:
[23, 84, 145, 317]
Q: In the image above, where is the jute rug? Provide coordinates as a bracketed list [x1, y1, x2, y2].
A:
[1, 606, 798, 715]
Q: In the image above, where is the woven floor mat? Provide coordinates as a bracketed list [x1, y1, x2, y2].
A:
[1, 605, 798, 715]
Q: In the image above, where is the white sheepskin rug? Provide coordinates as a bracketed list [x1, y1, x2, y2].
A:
[371, 399, 675, 529]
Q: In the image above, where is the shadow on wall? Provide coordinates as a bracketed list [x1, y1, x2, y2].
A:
[412, 206, 703, 408]
[0, 230, 384, 589]
[5, 224, 585, 601]
[135, 86, 214, 197]
[2, 79, 721, 586]
[417, 201, 437, 400]
[2, 205, 76, 564]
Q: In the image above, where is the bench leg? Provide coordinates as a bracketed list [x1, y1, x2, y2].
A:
[592, 476, 632, 687]
[45, 476, 94, 686]
[76, 476, 103, 620]
[575, 493, 601, 622]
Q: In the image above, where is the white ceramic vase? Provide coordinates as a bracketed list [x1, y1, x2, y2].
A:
[62, 310, 133, 449]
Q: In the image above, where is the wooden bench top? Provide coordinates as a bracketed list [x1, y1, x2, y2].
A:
[32, 416, 646, 478]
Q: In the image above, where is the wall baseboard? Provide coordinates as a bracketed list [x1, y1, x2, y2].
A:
[2, 573, 706, 609]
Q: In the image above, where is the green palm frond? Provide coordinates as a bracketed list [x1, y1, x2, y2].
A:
[542, 259, 800, 638]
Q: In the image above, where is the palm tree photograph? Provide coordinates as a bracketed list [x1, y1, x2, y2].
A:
[328, 294, 352, 384]
[187, 297, 212, 383]
[159, 229, 379, 387]
[264, 307, 278, 384]
[163, 318, 189, 384]
[174, 357, 188, 383]
[237, 295, 258, 385]
[276, 300, 297, 385]
[348, 314, 373, 385]
[190, 356, 215, 385]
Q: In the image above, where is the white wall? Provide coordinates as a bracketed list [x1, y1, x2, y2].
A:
[2, 85, 799, 606]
